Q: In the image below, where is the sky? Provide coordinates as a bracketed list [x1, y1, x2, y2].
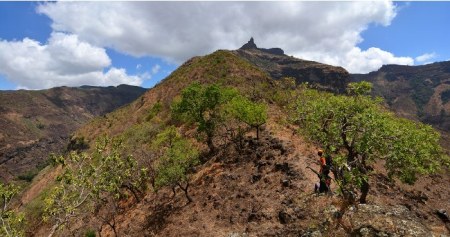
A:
[0, 1, 449, 90]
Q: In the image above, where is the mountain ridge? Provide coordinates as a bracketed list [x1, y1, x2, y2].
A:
[0, 84, 147, 182]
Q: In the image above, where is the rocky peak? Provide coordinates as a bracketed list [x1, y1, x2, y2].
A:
[240, 37, 258, 50]
[239, 38, 284, 56]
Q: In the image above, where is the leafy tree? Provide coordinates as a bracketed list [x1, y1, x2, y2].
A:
[0, 183, 25, 237]
[153, 126, 199, 203]
[44, 137, 148, 236]
[172, 82, 238, 152]
[225, 95, 268, 140]
[293, 82, 448, 204]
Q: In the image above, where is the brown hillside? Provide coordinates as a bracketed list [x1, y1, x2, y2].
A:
[0, 85, 146, 182]
[351, 62, 450, 136]
[24, 50, 450, 237]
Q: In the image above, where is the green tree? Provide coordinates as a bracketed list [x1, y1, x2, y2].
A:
[293, 82, 448, 204]
[153, 126, 199, 203]
[44, 137, 148, 236]
[225, 95, 268, 140]
[172, 82, 238, 152]
[0, 183, 25, 237]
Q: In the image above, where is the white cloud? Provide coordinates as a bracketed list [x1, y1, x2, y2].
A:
[37, 1, 411, 73]
[151, 64, 161, 74]
[415, 53, 436, 63]
[0, 33, 142, 89]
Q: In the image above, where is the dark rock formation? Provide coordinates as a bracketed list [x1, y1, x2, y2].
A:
[235, 38, 349, 93]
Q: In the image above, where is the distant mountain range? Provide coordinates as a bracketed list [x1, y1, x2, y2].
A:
[0, 85, 146, 182]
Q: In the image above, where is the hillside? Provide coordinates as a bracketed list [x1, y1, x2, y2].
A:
[0, 85, 147, 182]
[15, 49, 449, 237]
[351, 62, 450, 134]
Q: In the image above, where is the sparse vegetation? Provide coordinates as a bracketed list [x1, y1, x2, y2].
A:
[43, 137, 148, 236]
[146, 101, 162, 121]
[0, 183, 25, 237]
[441, 89, 450, 104]
[17, 169, 39, 182]
[152, 126, 199, 203]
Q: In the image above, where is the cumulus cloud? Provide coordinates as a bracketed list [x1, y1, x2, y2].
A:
[415, 53, 436, 63]
[0, 33, 142, 89]
[37, 1, 412, 73]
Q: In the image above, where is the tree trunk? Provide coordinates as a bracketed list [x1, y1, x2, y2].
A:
[206, 135, 215, 153]
[178, 182, 192, 203]
[359, 179, 369, 204]
[256, 126, 260, 140]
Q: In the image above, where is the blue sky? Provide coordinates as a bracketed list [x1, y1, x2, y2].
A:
[0, 1, 449, 90]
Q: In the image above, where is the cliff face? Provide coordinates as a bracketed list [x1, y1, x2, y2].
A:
[235, 38, 350, 93]
[0, 85, 147, 182]
[351, 61, 450, 135]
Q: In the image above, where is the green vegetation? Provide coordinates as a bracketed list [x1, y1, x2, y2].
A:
[44, 137, 148, 236]
[17, 169, 39, 182]
[225, 95, 267, 140]
[441, 89, 450, 104]
[409, 77, 434, 115]
[0, 183, 25, 237]
[172, 82, 238, 151]
[146, 101, 162, 121]
[293, 82, 448, 204]
[153, 126, 199, 203]
[66, 136, 89, 152]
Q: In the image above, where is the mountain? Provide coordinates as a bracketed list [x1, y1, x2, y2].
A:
[18, 46, 449, 236]
[0, 85, 147, 182]
[351, 62, 450, 133]
[351, 62, 450, 151]
[235, 38, 350, 93]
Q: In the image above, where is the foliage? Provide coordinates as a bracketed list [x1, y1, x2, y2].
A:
[146, 101, 162, 122]
[272, 77, 298, 106]
[17, 169, 39, 182]
[66, 136, 89, 152]
[224, 95, 268, 139]
[441, 89, 450, 104]
[120, 122, 162, 150]
[346, 81, 372, 96]
[0, 183, 25, 237]
[172, 82, 238, 151]
[43, 137, 148, 236]
[153, 126, 199, 202]
[293, 81, 448, 203]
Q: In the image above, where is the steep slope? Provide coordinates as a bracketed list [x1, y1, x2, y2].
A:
[0, 85, 146, 182]
[24, 50, 449, 237]
[234, 38, 350, 93]
[351, 61, 450, 134]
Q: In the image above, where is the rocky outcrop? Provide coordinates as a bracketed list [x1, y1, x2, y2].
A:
[235, 38, 349, 93]
[349, 204, 432, 236]
[240, 38, 284, 56]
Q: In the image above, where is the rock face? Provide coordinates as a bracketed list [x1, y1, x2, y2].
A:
[235, 38, 349, 93]
[351, 61, 450, 134]
[0, 85, 147, 182]
[348, 204, 432, 237]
